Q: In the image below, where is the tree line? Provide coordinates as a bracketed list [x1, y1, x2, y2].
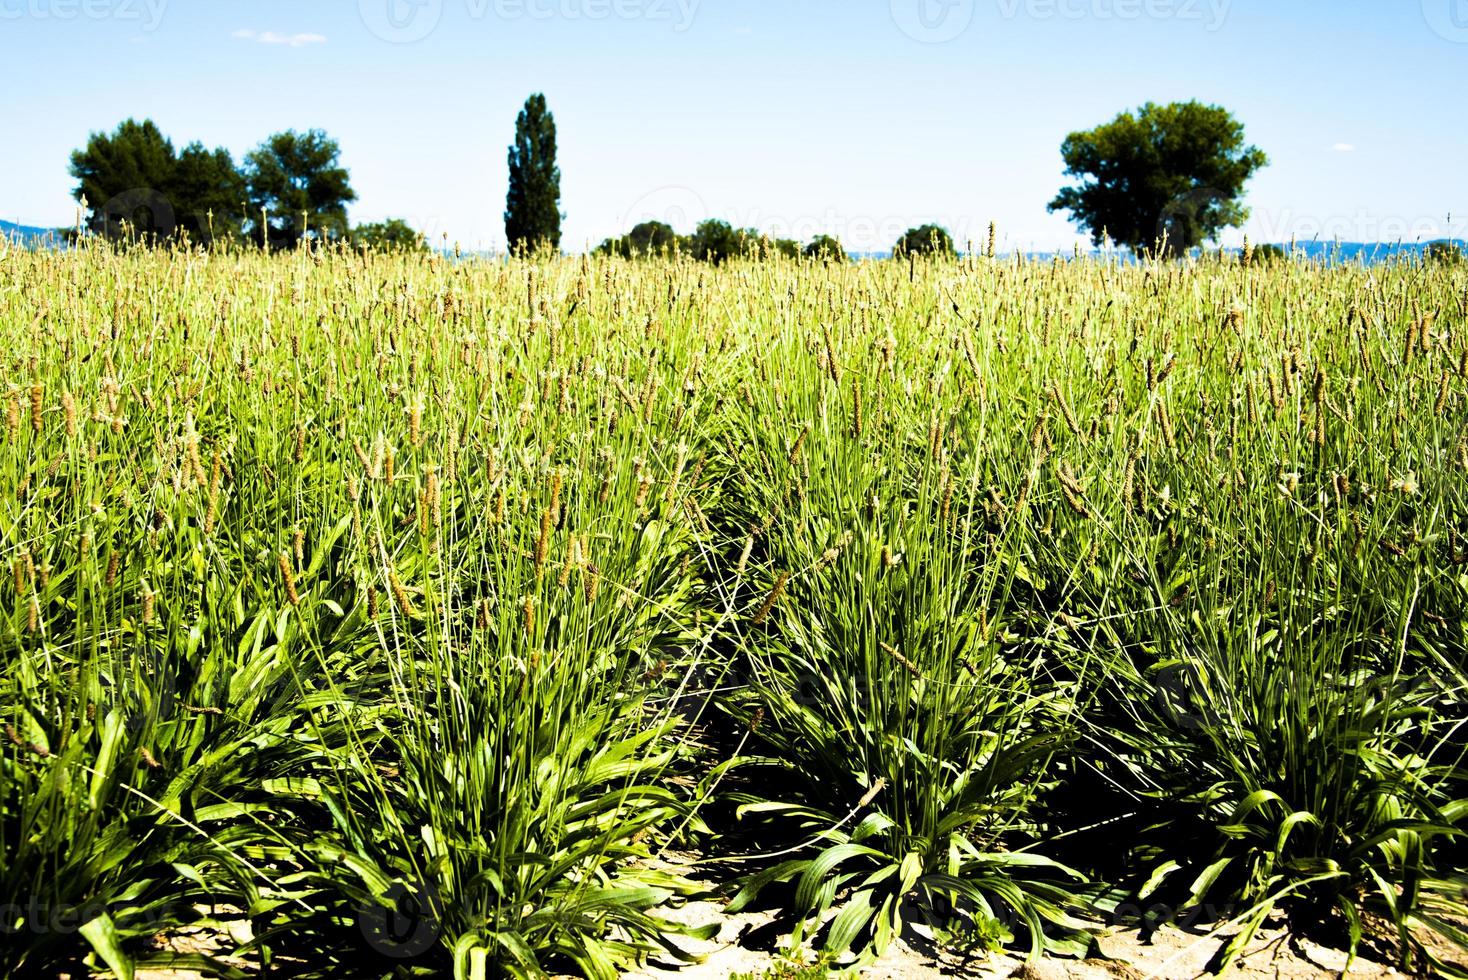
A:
[591, 222, 962, 262]
[69, 120, 422, 250]
[69, 96, 1283, 258]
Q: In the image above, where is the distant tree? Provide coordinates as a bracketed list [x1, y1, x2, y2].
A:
[1248, 243, 1288, 264]
[70, 119, 247, 245]
[244, 129, 356, 248]
[895, 224, 955, 257]
[1426, 241, 1463, 265]
[69, 119, 182, 240]
[505, 93, 563, 252]
[768, 237, 801, 259]
[172, 142, 247, 243]
[595, 220, 680, 257]
[351, 219, 427, 252]
[804, 234, 846, 261]
[688, 220, 750, 265]
[627, 220, 680, 255]
[1048, 101, 1267, 256]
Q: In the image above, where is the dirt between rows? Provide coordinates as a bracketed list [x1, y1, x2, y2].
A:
[623, 895, 1419, 980]
[122, 854, 1465, 980]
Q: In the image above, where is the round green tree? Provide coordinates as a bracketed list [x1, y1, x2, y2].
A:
[244, 129, 357, 248]
[804, 234, 847, 261]
[895, 224, 955, 257]
[1048, 101, 1267, 257]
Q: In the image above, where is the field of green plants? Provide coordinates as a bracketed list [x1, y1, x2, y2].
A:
[1, 242, 1465, 979]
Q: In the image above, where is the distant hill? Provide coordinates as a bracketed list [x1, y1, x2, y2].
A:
[1280, 240, 1461, 263]
[843, 241, 1466, 263]
[992, 240, 1463, 265]
[0, 223, 1460, 264]
[0, 220, 67, 249]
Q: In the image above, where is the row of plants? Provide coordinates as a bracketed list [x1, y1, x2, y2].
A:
[0, 241, 1464, 978]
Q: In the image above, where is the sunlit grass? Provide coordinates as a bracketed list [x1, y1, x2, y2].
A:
[0, 238, 1463, 977]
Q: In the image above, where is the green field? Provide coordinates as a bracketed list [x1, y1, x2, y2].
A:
[1, 244, 1465, 979]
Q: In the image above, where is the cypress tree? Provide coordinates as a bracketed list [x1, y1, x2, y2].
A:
[504, 93, 563, 252]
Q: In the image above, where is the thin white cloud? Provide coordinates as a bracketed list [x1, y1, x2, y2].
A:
[233, 29, 327, 47]
[1331, 142, 1355, 153]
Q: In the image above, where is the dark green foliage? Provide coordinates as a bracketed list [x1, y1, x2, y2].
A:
[895, 224, 955, 256]
[69, 119, 245, 244]
[768, 237, 802, 259]
[1426, 241, 1463, 264]
[595, 220, 680, 258]
[804, 235, 846, 261]
[350, 218, 427, 252]
[1249, 243, 1288, 264]
[504, 93, 563, 252]
[1048, 101, 1267, 255]
[244, 129, 357, 248]
[596, 224, 846, 264]
[688, 219, 754, 264]
[69, 119, 355, 249]
[171, 143, 248, 242]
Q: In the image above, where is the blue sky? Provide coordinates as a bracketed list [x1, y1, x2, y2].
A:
[3, 0, 1465, 252]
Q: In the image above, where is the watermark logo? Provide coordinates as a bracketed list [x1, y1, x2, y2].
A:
[102, 188, 176, 240]
[617, 185, 710, 238]
[898, 884, 1030, 955]
[1155, 186, 1227, 257]
[1152, 660, 1223, 731]
[488, 0, 699, 30]
[891, 0, 975, 43]
[359, 0, 443, 43]
[1422, 0, 1468, 42]
[358, 878, 443, 960]
[0, 898, 171, 937]
[1248, 207, 1463, 246]
[0, 0, 168, 30]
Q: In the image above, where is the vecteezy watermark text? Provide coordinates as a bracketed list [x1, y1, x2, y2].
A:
[1250, 207, 1463, 245]
[359, 0, 698, 43]
[892, 0, 1229, 43]
[0, 0, 166, 29]
[998, 0, 1229, 28]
